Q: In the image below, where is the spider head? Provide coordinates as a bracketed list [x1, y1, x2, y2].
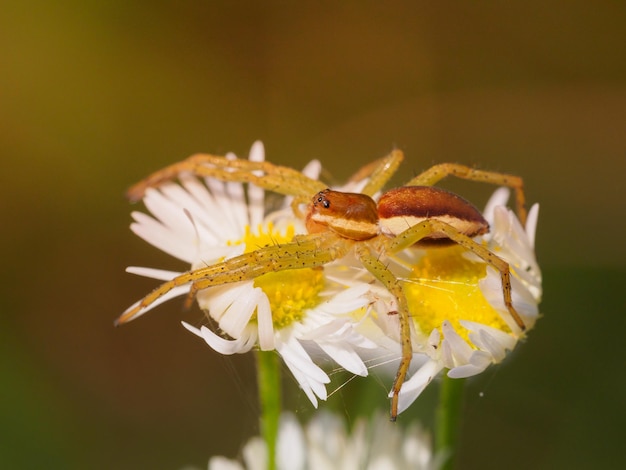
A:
[305, 189, 379, 240]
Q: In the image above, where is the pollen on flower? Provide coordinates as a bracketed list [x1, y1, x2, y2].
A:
[229, 222, 325, 329]
[404, 246, 510, 345]
[228, 222, 296, 253]
[255, 268, 325, 328]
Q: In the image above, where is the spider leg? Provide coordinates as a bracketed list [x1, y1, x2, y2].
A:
[355, 243, 412, 421]
[116, 232, 351, 326]
[348, 150, 404, 196]
[404, 164, 527, 225]
[389, 219, 526, 332]
[127, 154, 326, 203]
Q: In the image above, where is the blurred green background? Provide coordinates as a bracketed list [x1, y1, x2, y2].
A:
[1, 1, 625, 469]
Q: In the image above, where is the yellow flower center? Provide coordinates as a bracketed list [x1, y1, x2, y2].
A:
[404, 245, 509, 346]
[229, 223, 325, 329]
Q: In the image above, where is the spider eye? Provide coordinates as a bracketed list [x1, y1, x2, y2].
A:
[314, 192, 331, 208]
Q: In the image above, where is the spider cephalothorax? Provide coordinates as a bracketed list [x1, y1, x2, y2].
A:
[306, 189, 379, 240]
[117, 148, 529, 420]
[306, 186, 490, 245]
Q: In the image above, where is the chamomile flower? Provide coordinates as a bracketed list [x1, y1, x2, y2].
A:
[208, 411, 443, 470]
[123, 141, 378, 407]
[367, 188, 541, 415]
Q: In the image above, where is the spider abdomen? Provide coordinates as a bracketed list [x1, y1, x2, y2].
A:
[378, 186, 489, 244]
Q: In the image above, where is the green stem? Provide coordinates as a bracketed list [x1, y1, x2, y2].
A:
[256, 350, 281, 470]
[435, 374, 465, 470]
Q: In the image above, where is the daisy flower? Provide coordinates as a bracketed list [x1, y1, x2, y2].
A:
[368, 187, 542, 415]
[123, 141, 379, 407]
[208, 411, 443, 470]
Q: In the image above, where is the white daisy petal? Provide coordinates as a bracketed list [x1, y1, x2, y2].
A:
[203, 178, 246, 240]
[255, 289, 275, 351]
[316, 342, 368, 377]
[482, 187, 510, 227]
[447, 350, 492, 379]
[178, 176, 239, 241]
[462, 324, 508, 362]
[223, 164, 249, 232]
[196, 282, 250, 323]
[181, 322, 256, 355]
[276, 335, 330, 386]
[394, 359, 444, 415]
[461, 320, 517, 351]
[303, 320, 378, 350]
[525, 203, 540, 248]
[480, 268, 539, 332]
[130, 211, 197, 263]
[218, 287, 261, 339]
[125, 266, 181, 281]
[317, 284, 371, 313]
[301, 159, 322, 180]
[441, 320, 474, 364]
[288, 366, 320, 408]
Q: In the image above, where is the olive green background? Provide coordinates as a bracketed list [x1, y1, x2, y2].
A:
[1, 1, 624, 469]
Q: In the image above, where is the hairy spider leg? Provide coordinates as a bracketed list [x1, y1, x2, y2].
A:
[184, 231, 352, 302]
[115, 232, 353, 326]
[354, 243, 412, 422]
[389, 218, 525, 332]
[405, 164, 527, 225]
[126, 154, 327, 203]
[348, 150, 405, 197]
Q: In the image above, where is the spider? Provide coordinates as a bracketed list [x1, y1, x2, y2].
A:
[116, 148, 528, 420]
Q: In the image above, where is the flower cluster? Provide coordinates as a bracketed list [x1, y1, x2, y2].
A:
[124, 141, 541, 416]
[207, 411, 442, 470]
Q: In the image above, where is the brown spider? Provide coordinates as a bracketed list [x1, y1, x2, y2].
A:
[116, 149, 528, 420]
